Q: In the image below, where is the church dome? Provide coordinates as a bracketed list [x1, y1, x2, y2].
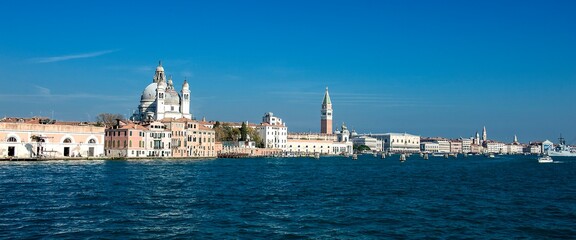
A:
[141, 82, 157, 102]
[156, 64, 164, 72]
[164, 89, 180, 105]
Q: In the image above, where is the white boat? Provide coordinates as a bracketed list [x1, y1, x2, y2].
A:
[538, 155, 553, 163]
[547, 136, 576, 157]
[488, 153, 495, 158]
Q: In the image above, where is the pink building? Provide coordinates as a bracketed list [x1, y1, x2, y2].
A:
[1, 117, 105, 159]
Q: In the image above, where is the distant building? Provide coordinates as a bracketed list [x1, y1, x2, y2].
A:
[420, 141, 439, 153]
[369, 133, 420, 153]
[105, 120, 172, 158]
[525, 143, 542, 154]
[287, 123, 353, 155]
[461, 138, 473, 153]
[257, 112, 288, 150]
[484, 140, 505, 154]
[352, 136, 382, 152]
[105, 118, 217, 158]
[320, 87, 333, 134]
[1, 117, 104, 158]
[421, 137, 450, 153]
[450, 140, 463, 153]
[161, 118, 216, 158]
[131, 62, 192, 122]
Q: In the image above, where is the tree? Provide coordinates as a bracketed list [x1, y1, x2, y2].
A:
[246, 127, 264, 148]
[96, 113, 125, 127]
[240, 122, 248, 141]
[354, 145, 371, 152]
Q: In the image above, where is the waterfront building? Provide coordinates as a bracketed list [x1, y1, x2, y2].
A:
[508, 137, 524, 154]
[1, 117, 104, 159]
[286, 123, 353, 155]
[484, 140, 505, 154]
[470, 144, 482, 154]
[542, 140, 554, 154]
[525, 143, 542, 154]
[105, 118, 217, 158]
[461, 138, 472, 153]
[369, 133, 420, 153]
[131, 62, 192, 122]
[320, 87, 333, 134]
[421, 137, 450, 153]
[420, 141, 440, 153]
[507, 144, 524, 154]
[105, 120, 172, 158]
[161, 118, 217, 158]
[450, 140, 463, 154]
[257, 112, 288, 150]
[352, 136, 383, 152]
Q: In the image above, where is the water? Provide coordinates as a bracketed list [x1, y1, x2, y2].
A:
[1, 155, 575, 239]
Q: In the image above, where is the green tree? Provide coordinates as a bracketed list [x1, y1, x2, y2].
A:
[246, 127, 264, 148]
[354, 145, 371, 152]
[240, 122, 248, 141]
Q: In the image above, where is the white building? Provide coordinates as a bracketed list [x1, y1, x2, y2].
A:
[420, 141, 440, 153]
[369, 133, 421, 153]
[256, 112, 288, 150]
[352, 136, 382, 152]
[421, 137, 450, 153]
[286, 123, 353, 155]
[131, 62, 192, 122]
[484, 141, 506, 153]
[507, 144, 524, 154]
[461, 138, 473, 153]
[1, 117, 105, 159]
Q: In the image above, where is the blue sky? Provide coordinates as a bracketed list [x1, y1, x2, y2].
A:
[0, 0, 575, 143]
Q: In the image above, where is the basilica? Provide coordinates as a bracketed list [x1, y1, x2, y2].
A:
[131, 62, 192, 121]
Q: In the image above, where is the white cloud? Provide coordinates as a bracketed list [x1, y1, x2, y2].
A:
[32, 85, 51, 95]
[31, 49, 118, 63]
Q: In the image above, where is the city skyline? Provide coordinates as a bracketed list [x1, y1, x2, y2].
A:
[0, 1, 575, 143]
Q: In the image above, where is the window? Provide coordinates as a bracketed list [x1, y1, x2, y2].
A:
[63, 138, 72, 143]
[88, 139, 96, 144]
[7, 137, 17, 142]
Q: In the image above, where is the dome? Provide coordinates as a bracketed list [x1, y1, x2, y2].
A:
[164, 90, 180, 105]
[141, 83, 157, 102]
[156, 61, 164, 72]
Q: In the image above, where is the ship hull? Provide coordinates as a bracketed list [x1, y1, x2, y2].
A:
[547, 151, 576, 157]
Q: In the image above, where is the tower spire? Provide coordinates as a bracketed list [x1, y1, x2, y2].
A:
[321, 87, 333, 134]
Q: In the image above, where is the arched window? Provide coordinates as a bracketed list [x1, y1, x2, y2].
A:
[88, 139, 96, 144]
[7, 137, 17, 142]
[63, 138, 72, 143]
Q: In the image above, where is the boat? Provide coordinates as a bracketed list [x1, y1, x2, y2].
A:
[547, 136, 576, 157]
[399, 153, 406, 162]
[488, 153, 495, 158]
[538, 154, 553, 163]
[352, 154, 358, 160]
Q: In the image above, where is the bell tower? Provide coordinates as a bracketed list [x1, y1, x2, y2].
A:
[321, 87, 333, 134]
[181, 78, 191, 119]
